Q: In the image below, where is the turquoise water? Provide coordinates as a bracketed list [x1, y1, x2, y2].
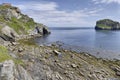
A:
[35, 27, 120, 59]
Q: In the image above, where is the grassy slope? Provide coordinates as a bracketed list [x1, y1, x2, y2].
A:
[0, 46, 11, 62]
[0, 5, 36, 34]
[0, 45, 24, 65]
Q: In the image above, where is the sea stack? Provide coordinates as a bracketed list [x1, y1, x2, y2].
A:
[95, 19, 120, 30]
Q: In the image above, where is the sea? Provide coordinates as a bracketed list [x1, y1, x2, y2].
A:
[34, 27, 120, 60]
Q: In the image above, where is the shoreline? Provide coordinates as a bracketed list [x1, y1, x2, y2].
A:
[35, 39, 120, 60]
[0, 38, 120, 79]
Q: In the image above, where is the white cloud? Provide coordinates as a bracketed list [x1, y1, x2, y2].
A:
[93, 0, 120, 4]
[17, 2, 58, 11]
[15, 1, 102, 27]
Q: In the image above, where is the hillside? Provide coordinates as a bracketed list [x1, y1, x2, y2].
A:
[0, 3, 50, 41]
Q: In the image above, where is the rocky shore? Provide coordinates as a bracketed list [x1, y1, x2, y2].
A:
[0, 38, 120, 80]
[0, 3, 120, 80]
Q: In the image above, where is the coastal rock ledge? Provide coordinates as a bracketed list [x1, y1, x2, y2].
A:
[95, 19, 120, 30]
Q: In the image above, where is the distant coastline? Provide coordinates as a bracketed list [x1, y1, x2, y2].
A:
[50, 27, 94, 30]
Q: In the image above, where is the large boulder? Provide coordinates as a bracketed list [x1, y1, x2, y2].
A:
[95, 19, 120, 30]
[0, 25, 19, 41]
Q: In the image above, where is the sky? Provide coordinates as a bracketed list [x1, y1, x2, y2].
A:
[0, 0, 120, 27]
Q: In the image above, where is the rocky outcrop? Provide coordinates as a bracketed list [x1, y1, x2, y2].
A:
[0, 60, 33, 80]
[95, 19, 120, 30]
[0, 3, 50, 41]
[0, 25, 19, 41]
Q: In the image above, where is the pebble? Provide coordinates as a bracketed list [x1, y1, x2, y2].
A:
[53, 50, 62, 56]
[71, 64, 77, 68]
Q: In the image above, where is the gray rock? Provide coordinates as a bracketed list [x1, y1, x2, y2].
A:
[18, 47, 24, 52]
[53, 50, 62, 56]
[0, 60, 15, 80]
[0, 60, 33, 80]
[116, 71, 120, 76]
[110, 66, 120, 72]
[0, 63, 3, 67]
[1, 26, 19, 41]
[17, 65, 33, 80]
[71, 64, 77, 68]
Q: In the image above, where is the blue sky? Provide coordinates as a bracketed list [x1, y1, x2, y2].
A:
[1, 0, 120, 27]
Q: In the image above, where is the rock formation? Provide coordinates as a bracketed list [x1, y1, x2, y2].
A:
[0, 3, 120, 80]
[0, 3, 50, 41]
[95, 19, 120, 30]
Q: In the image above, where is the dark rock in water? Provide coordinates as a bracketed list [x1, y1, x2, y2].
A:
[35, 26, 50, 35]
[95, 19, 120, 30]
[43, 27, 50, 35]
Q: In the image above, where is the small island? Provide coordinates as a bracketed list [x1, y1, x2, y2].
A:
[95, 19, 120, 30]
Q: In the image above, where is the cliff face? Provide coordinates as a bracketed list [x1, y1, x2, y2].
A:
[95, 19, 120, 30]
[0, 3, 50, 41]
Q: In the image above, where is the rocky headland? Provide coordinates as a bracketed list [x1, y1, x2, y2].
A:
[0, 3, 120, 80]
[95, 19, 120, 30]
[0, 3, 50, 42]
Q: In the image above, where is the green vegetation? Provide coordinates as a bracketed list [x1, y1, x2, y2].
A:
[0, 5, 11, 9]
[7, 17, 24, 34]
[0, 46, 11, 62]
[3, 16, 36, 34]
[0, 5, 36, 34]
[24, 18, 35, 30]
[13, 58, 25, 66]
[18, 39, 37, 46]
[96, 24, 112, 29]
[95, 19, 120, 30]
[0, 4, 48, 37]
[0, 45, 24, 66]
[0, 16, 5, 22]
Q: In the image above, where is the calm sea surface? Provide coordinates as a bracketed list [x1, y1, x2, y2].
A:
[35, 27, 120, 60]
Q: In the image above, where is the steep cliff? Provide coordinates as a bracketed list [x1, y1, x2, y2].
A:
[0, 3, 50, 41]
[95, 19, 120, 30]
